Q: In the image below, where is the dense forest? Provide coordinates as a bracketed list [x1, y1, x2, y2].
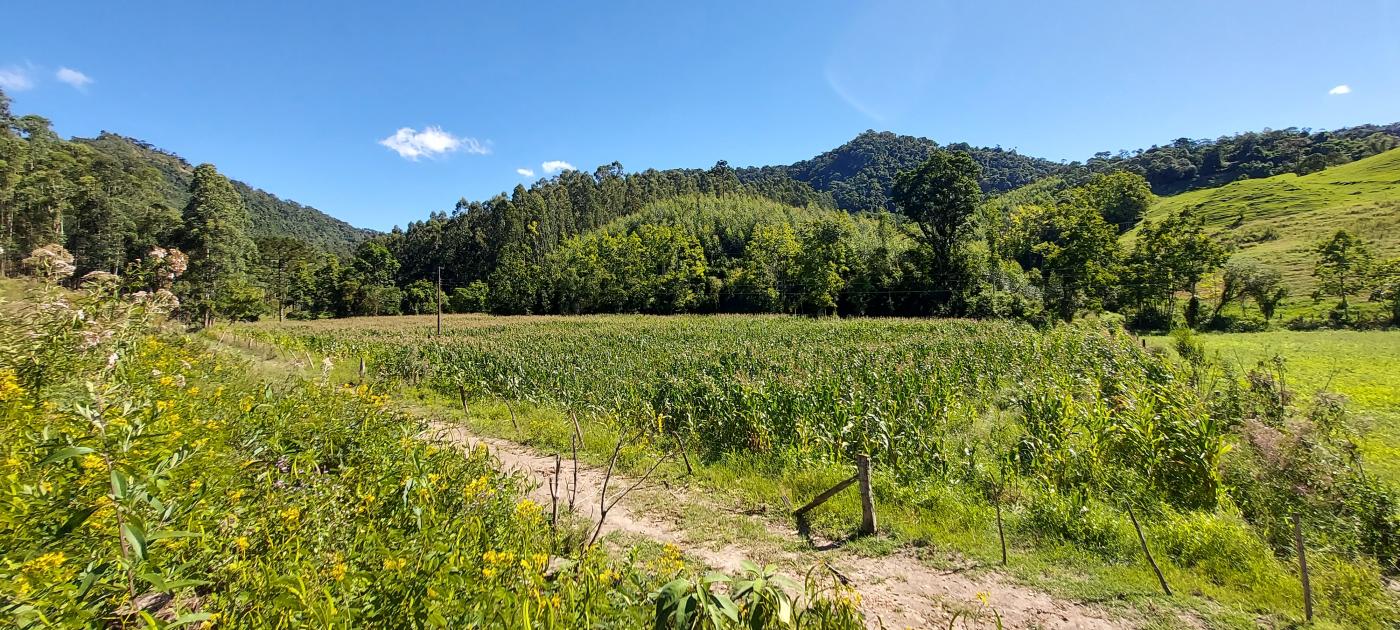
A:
[5, 85, 1397, 329]
[1080, 122, 1400, 195]
[76, 133, 373, 254]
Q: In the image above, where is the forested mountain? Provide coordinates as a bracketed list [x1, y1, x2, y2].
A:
[735, 124, 1400, 214]
[76, 133, 372, 254]
[738, 130, 1063, 212]
[1077, 122, 1400, 195]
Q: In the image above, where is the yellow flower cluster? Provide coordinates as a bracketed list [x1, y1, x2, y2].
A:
[482, 549, 516, 566]
[342, 383, 391, 407]
[279, 507, 301, 523]
[383, 557, 407, 571]
[463, 475, 492, 498]
[27, 551, 67, 571]
[330, 560, 348, 581]
[647, 543, 686, 576]
[514, 498, 542, 521]
[0, 369, 25, 402]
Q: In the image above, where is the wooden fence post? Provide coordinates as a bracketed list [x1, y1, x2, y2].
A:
[358, 356, 366, 381]
[1293, 513, 1313, 622]
[856, 454, 876, 536]
[1127, 504, 1171, 596]
[996, 496, 1007, 566]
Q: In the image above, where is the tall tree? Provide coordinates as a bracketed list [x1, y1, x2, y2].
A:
[1313, 230, 1372, 321]
[1122, 209, 1227, 328]
[891, 149, 983, 312]
[1370, 257, 1400, 325]
[178, 163, 255, 326]
[1073, 171, 1154, 232]
[255, 236, 315, 320]
[1034, 204, 1119, 321]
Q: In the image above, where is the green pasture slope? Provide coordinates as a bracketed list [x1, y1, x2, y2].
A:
[1158, 329, 1400, 481]
[1146, 148, 1400, 296]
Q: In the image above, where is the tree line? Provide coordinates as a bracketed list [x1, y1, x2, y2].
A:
[6, 85, 1396, 329]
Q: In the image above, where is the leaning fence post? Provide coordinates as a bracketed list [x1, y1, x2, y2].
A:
[358, 356, 366, 381]
[856, 454, 876, 536]
[995, 494, 1007, 566]
[1127, 503, 1171, 596]
[1293, 513, 1313, 622]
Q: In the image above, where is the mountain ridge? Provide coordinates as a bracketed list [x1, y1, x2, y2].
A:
[75, 132, 375, 255]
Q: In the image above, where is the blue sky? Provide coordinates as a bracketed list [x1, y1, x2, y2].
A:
[3, 1, 1397, 231]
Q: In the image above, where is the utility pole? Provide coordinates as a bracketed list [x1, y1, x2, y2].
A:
[436, 266, 443, 335]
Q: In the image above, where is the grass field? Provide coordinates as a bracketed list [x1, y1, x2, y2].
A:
[1144, 148, 1400, 320]
[1153, 329, 1400, 481]
[242, 313, 1400, 628]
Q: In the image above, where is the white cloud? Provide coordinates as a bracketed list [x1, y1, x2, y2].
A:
[55, 67, 93, 90]
[0, 66, 34, 92]
[541, 160, 575, 174]
[1328, 84, 1351, 95]
[516, 168, 535, 177]
[378, 126, 489, 160]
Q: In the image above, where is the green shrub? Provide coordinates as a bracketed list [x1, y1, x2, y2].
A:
[1153, 508, 1272, 585]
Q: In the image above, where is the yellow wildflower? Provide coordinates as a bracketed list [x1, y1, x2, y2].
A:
[29, 551, 66, 571]
[80, 454, 105, 471]
[235, 536, 250, 552]
[0, 369, 25, 402]
[514, 498, 542, 520]
[330, 561, 347, 581]
[280, 507, 300, 523]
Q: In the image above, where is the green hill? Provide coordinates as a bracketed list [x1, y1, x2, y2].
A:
[1146, 147, 1400, 294]
[738, 130, 1063, 212]
[77, 133, 374, 255]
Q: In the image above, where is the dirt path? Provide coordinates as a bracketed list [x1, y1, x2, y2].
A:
[422, 420, 1132, 630]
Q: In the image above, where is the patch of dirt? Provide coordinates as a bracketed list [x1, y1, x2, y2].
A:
[423, 421, 1132, 629]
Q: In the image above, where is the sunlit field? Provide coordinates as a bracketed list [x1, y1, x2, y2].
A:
[242, 313, 1400, 627]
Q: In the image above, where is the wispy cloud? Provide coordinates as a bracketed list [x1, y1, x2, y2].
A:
[516, 168, 535, 177]
[1328, 84, 1352, 95]
[55, 67, 93, 90]
[378, 126, 489, 160]
[541, 160, 575, 174]
[0, 66, 34, 92]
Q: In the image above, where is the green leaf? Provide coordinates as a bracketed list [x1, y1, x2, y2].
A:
[711, 592, 740, 623]
[111, 469, 128, 500]
[122, 521, 148, 562]
[40, 446, 94, 466]
[147, 530, 202, 541]
[140, 572, 169, 592]
[167, 613, 214, 629]
[51, 506, 97, 540]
